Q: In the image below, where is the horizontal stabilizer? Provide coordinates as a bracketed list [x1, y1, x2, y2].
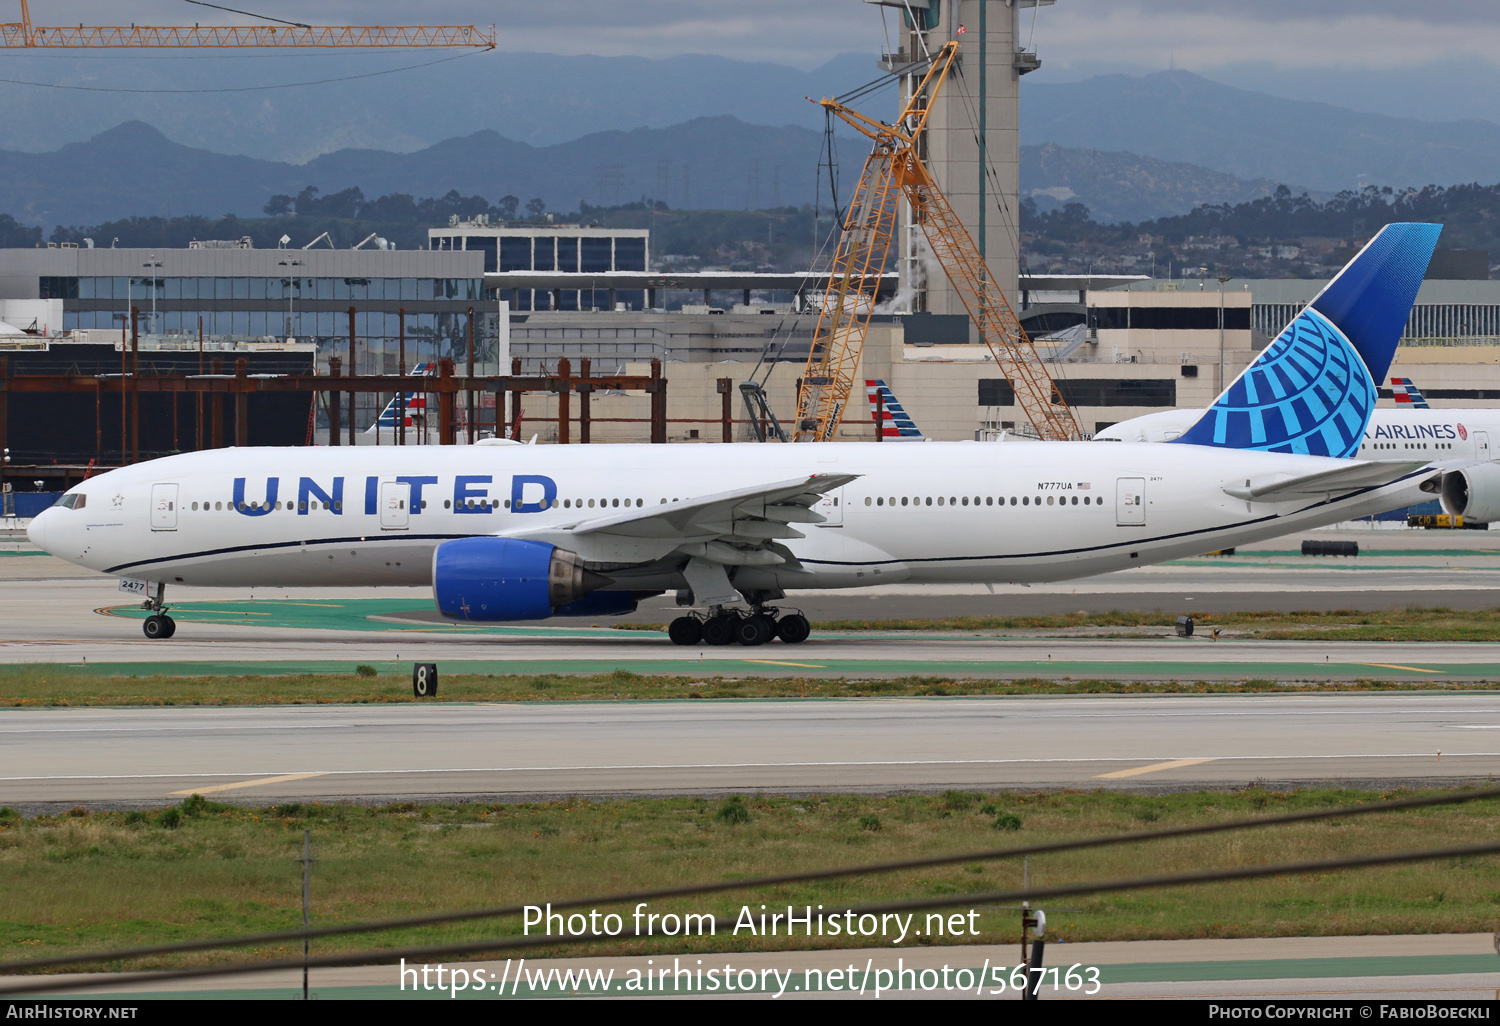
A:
[1223, 460, 1432, 502]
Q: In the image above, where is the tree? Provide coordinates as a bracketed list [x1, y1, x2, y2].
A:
[497, 195, 519, 220]
[263, 194, 294, 216]
[525, 197, 546, 220]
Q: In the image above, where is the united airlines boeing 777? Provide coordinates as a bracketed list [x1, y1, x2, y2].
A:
[27, 224, 1450, 646]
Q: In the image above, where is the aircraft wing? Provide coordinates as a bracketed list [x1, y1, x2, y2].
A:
[1223, 460, 1433, 502]
[496, 473, 860, 565]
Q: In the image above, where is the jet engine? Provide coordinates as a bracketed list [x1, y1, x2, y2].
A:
[433, 537, 626, 621]
[1439, 462, 1500, 523]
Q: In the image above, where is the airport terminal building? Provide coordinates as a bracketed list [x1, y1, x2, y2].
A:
[3, 234, 1500, 476]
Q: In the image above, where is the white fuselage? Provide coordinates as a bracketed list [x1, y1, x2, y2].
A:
[28, 441, 1434, 596]
[1099, 408, 1498, 462]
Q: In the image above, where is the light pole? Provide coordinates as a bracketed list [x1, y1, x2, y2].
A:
[1217, 274, 1233, 395]
[142, 257, 162, 335]
[278, 259, 304, 340]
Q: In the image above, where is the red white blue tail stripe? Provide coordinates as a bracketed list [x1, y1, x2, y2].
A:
[1390, 377, 1430, 409]
[370, 363, 432, 430]
[865, 379, 924, 440]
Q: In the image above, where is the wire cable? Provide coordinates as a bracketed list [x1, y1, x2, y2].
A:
[0, 48, 484, 93]
[2, 784, 1496, 978]
[181, 0, 309, 29]
[0, 47, 439, 61]
[5, 836, 1498, 997]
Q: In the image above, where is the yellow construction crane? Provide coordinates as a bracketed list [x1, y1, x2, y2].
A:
[0, 1, 494, 48]
[794, 40, 1080, 443]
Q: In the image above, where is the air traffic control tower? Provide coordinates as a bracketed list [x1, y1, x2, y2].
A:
[872, 0, 1048, 333]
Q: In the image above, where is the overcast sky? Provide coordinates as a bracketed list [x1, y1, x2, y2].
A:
[20, 2, 1500, 119]
[23, 1, 1495, 69]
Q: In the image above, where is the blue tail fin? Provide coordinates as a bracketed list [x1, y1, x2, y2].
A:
[1173, 223, 1440, 457]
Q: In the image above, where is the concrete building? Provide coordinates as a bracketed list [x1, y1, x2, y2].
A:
[10, 244, 485, 353]
[878, 0, 1049, 331]
[428, 219, 648, 311]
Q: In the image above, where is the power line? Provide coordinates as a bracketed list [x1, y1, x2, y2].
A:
[0, 47, 438, 60]
[181, 1, 309, 29]
[5, 836, 1498, 998]
[0, 48, 480, 93]
[2, 785, 1497, 978]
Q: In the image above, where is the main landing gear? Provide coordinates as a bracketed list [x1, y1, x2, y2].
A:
[140, 582, 176, 640]
[667, 608, 811, 647]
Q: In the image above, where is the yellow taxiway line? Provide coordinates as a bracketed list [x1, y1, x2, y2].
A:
[1094, 758, 1218, 779]
[743, 660, 828, 668]
[168, 772, 329, 796]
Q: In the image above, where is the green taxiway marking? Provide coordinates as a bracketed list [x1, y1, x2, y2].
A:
[1097, 953, 1500, 984]
[1177, 549, 1500, 559]
[1163, 558, 1500, 570]
[102, 599, 666, 638]
[47, 953, 1500, 1000]
[55, 659, 1496, 680]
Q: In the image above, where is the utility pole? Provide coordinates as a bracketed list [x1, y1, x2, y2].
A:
[467, 306, 475, 444]
[142, 256, 162, 336]
[398, 307, 406, 445]
[296, 829, 318, 1001]
[278, 259, 304, 340]
[1217, 274, 1233, 395]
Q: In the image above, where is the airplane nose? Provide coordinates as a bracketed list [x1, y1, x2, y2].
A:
[25, 509, 48, 552]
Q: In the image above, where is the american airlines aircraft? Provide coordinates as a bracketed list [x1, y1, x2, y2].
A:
[27, 224, 1452, 647]
[1098, 388, 1500, 523]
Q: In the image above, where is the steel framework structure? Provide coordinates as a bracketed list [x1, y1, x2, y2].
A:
[1, 2, 494, 48]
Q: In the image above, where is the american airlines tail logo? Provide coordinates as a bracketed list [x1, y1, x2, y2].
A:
[1390, 377, 1431, 408]
[864, 379, 923, 440]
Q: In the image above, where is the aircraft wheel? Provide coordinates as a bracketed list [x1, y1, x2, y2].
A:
[776, 613, 811, 644]
[734, 614, 775, 647]
[667, 616, 703, 646]
[160, 616, 177, 639]
[701, 615, 737, 646]
[142, 614, 169, 640]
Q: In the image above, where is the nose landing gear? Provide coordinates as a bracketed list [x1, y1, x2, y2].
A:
[140, 582, 176, 640]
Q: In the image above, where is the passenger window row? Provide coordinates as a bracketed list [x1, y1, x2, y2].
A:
[190, 497, 660, 513]
[863, 494, 1099, 507]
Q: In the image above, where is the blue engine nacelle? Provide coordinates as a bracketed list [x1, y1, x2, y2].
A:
[433, 537, 612, 622]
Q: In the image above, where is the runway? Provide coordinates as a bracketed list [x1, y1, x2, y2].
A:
[4, 692, 1498, 805]
[6, 530, 1500, 805]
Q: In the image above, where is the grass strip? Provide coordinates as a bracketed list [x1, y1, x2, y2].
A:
[2, 666, 1498, 707]
[2, 786, 1498, 970]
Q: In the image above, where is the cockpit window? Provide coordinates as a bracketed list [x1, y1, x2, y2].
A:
[52, 493, 86, 510]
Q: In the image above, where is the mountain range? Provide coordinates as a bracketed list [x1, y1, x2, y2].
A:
[12, 120, 1308, 231]
[8, 55, 1500, 230]
[5, 48, 1500, 196]
[1023, 69, 1500, 194]
[14, 119, 835, 228]
[0, 51, 877, 161]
